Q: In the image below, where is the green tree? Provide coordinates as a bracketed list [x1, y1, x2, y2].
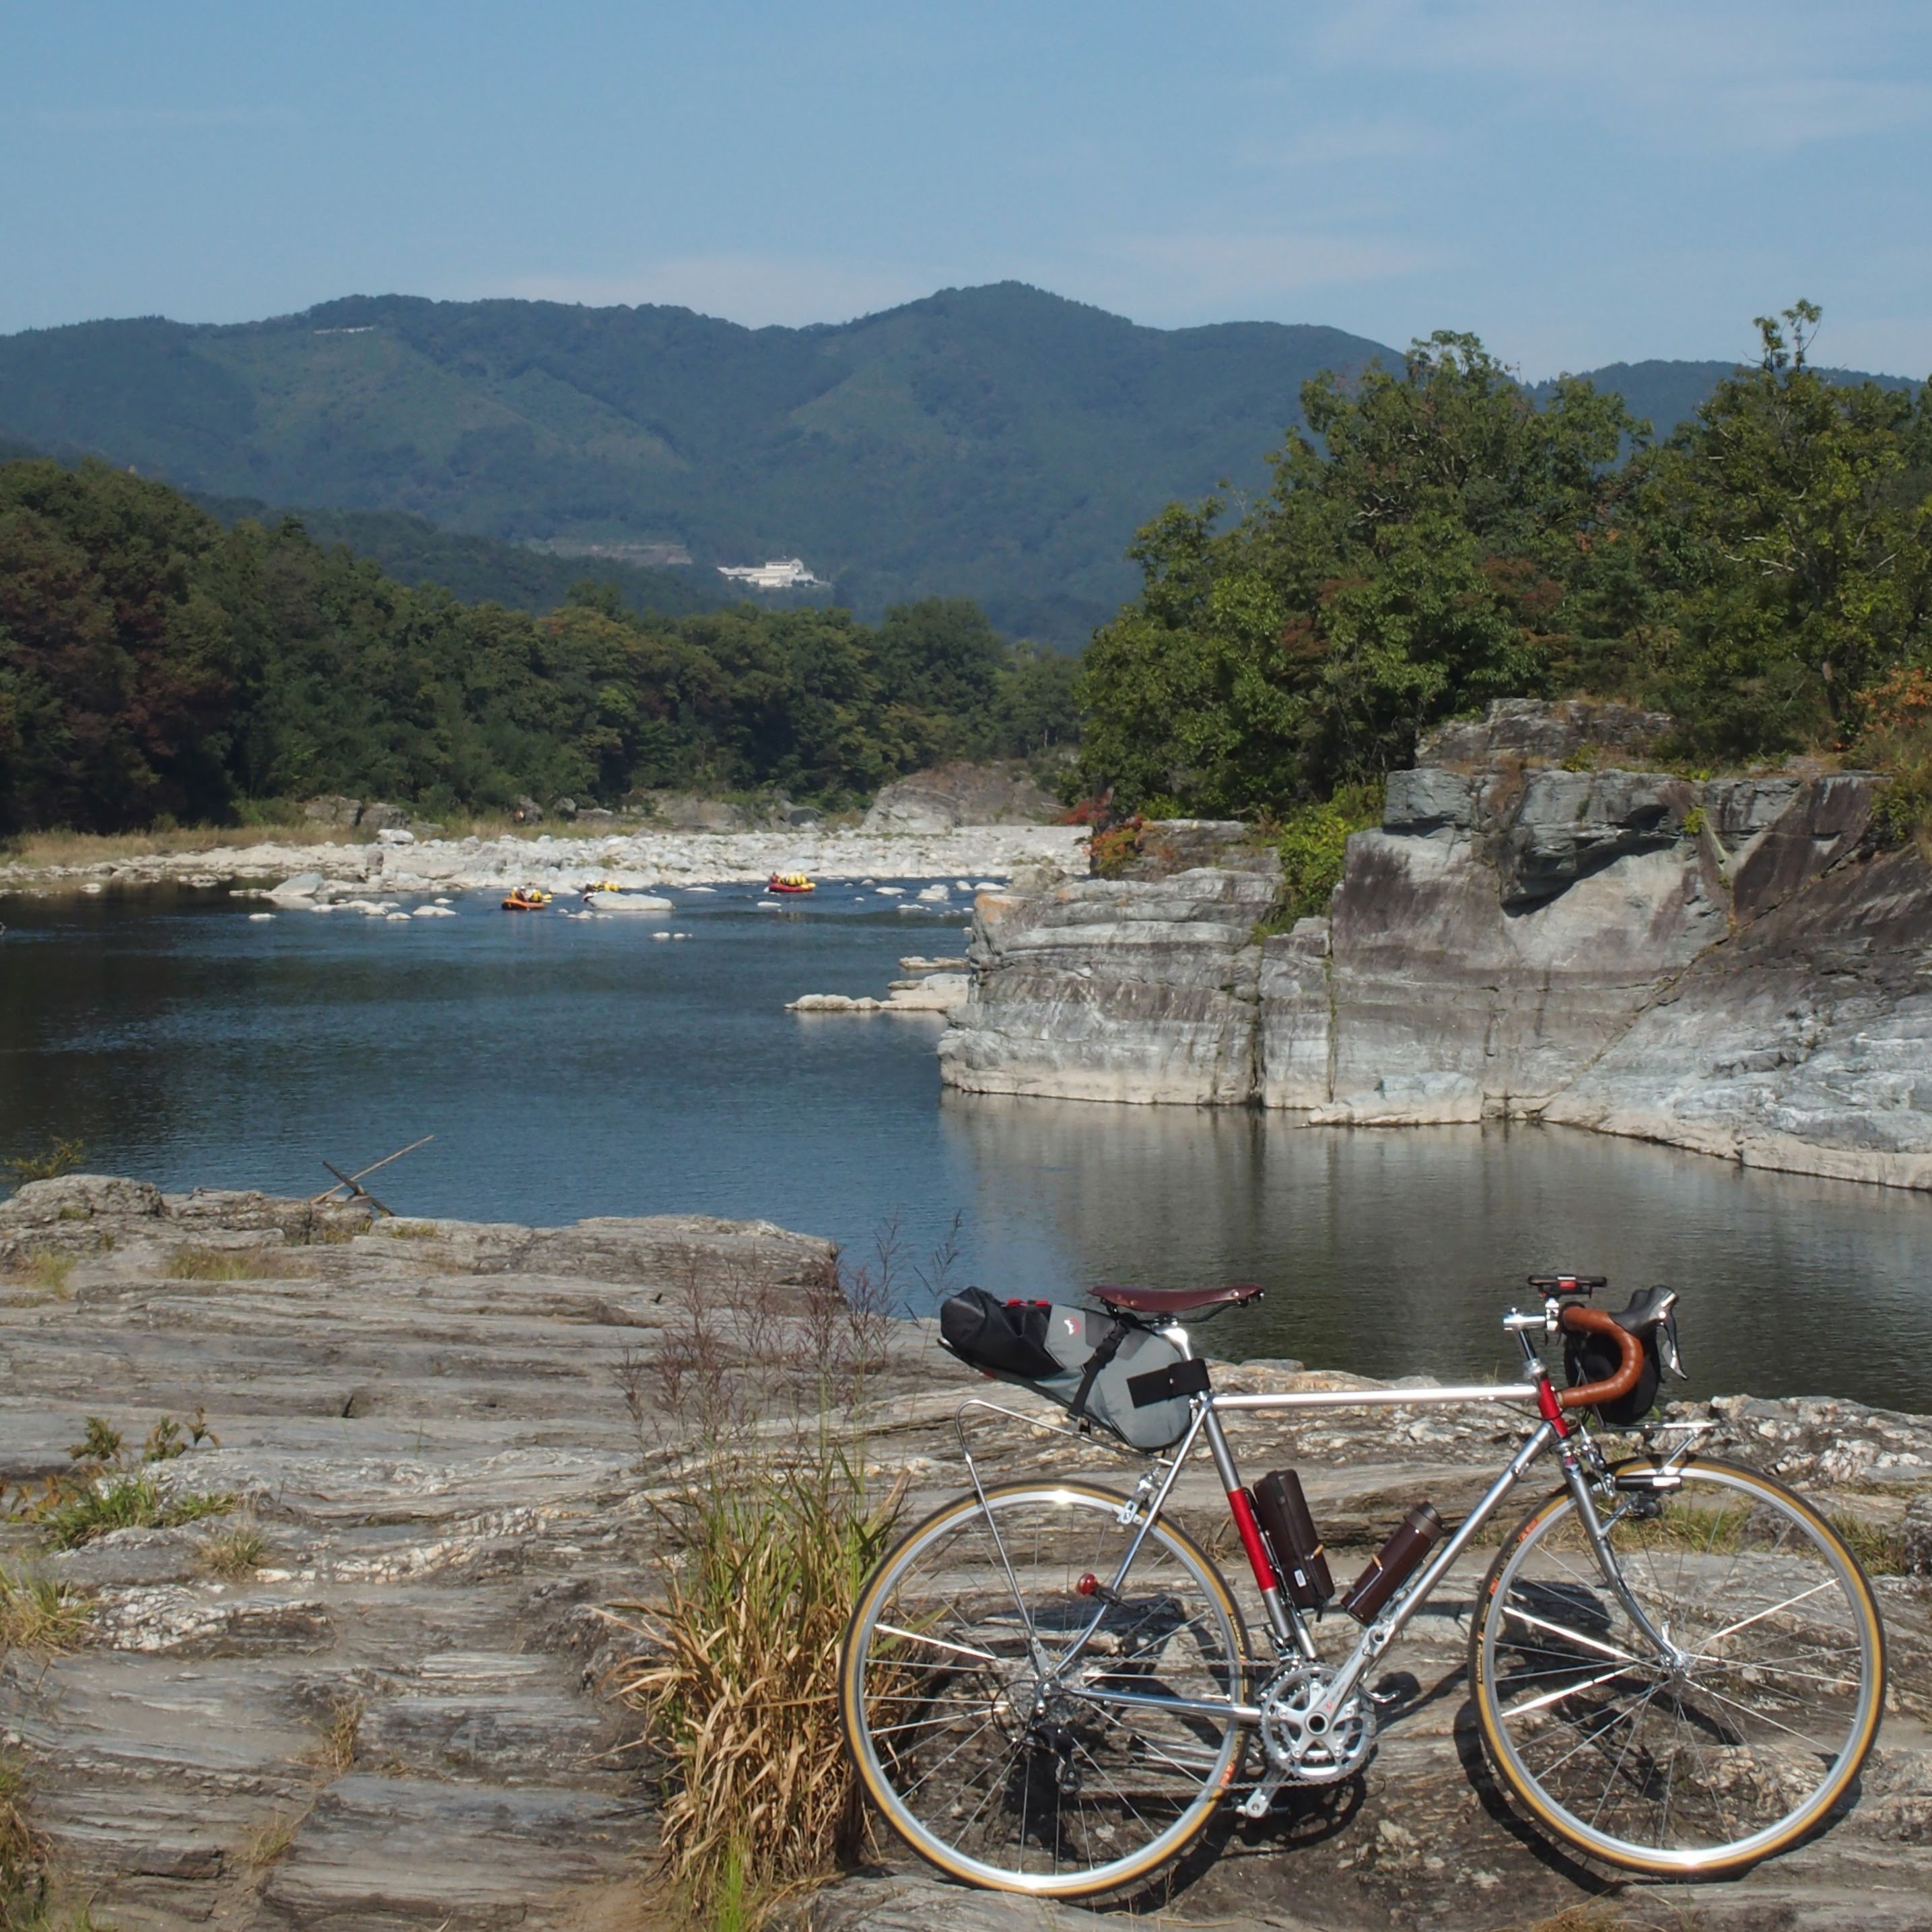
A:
[1076, 334, 1640, 813]
[1632, 303, 1932, 757]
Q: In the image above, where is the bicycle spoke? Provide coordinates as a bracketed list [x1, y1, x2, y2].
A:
[1474, 1460, 1881, 1873]
[844, 1483, 1243, 1896]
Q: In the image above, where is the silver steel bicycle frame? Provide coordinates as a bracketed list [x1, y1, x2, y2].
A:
[1047, 1340, 1600, 1735]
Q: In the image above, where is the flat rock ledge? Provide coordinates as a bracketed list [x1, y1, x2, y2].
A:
[1, 1177, 1928, 1931]
[942, 702, 1932, 1191]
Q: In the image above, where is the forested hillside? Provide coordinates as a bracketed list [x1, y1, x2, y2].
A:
[0, 286, 1391, 644]
[0, 459, 1075, 835]
[193, 497, 730, 622]
[2, 284, 1911, 650]
[1078, 304, 1932, 830]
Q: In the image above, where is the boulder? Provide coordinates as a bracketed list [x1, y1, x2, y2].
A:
[1111, 820, 1281, 882]
[1380, 768, 1480, 834]
[512, 796, 544, 825]
[266, 870, 327, 903]
[358, 802, 409, 832]
[300, 795, 361, 828]
[944, 701, 1932, 1188]
[0, 1173, 165, 1229]
[644, 794, 753, 833]
[1416, 697, 1675, 768]
[862, 762, 1058, 833]
[551, 796, 578, 819]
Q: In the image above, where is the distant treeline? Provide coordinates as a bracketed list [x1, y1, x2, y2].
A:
[191, 495, 733, 623]
[1078, 304, 1932, 816]
[0, 460, 1077, 834]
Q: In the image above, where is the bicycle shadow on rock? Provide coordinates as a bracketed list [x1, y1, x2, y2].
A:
[1449, 1699, 1651, 1904]
[1070, 1776, 1369, 1921]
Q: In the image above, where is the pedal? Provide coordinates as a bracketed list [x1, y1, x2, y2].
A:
[1237, 1770, 1290, 1820]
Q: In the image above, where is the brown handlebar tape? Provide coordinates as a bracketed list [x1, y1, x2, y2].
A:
[1554, 1304, 1643, 1411]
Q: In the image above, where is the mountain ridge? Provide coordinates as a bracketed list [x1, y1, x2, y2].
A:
[1, 284, 1919, 644]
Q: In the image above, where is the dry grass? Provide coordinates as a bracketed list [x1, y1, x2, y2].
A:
[610, 1451, 905, 1928]
[1830, 1513, 1910, 1577]
[0, 1140, 87, 1189]
[0, 1756, 46, 1924]
[320, 1696, 363, 1776]
[1523, 1908, 1634, 1932]
[3, 823, 370, 869]
[0, 1565, 90, 1655]
[1521, 1904, 1698, 1932]
[162, 1245, 303, 1282]
[300, 1220, 364, 1246]
[4, 1255, 74, 1299]
[199, 1518, 270, 1580]
[242, 1809, 303, 1869]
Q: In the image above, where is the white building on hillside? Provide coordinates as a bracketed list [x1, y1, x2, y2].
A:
[716, 557, 823, 590]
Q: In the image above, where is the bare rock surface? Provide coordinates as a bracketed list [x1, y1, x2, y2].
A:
[939, 868, 1279, 1103]
[860, 762, 1061, 834]
[942, 701, 1932, 1189]
[0, 822, 1088, 899]
[2, 1181, 1927, 1931]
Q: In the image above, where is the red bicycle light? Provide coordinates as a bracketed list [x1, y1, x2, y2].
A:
[1075, 1573, 1099, 1596]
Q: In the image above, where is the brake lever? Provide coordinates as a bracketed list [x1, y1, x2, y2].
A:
[1658, 1307, 1688, 1380]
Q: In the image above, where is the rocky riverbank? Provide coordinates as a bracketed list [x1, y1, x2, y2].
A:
[2, 1175, 1929, 1931]
[943, 701, 1932, 1190]
[0, 823, 1089, 902]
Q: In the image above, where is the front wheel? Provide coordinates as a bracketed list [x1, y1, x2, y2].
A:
[839, 1479, 1247, 1898]
[1470, 1455, 1885, 1875]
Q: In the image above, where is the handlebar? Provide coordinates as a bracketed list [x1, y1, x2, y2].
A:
[1553, 1304, 1643, 1411]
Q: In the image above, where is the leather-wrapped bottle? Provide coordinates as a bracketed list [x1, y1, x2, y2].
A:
[1340, 1503, 1444, 1623]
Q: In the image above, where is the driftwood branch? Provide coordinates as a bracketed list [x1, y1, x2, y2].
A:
[311, 1134, 435, 1214]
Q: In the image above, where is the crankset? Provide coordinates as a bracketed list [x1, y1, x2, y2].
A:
[1239, 1662, 1376, 1814]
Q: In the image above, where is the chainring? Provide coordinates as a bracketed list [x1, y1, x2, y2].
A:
[1256, 1663, 1375, 1784]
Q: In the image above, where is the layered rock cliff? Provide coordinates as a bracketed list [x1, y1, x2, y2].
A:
[941, 701, 1932, 1188]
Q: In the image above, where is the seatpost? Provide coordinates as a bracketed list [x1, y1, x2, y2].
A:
[1167, 1317, 1311, 1661]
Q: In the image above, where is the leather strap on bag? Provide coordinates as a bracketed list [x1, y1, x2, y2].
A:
[1068, 1319, 1130, 1427]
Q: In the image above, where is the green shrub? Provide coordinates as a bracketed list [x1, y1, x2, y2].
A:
[6, 1410, 230, 1551]
[33, 1476, 233, 1552]
[0, 1140, 85, 1190]
[1274, 783, 1383, 922]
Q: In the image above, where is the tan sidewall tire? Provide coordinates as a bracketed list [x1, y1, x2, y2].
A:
[839, 1478, 1247, 1899]
[1468, 1456, 1886, 1876]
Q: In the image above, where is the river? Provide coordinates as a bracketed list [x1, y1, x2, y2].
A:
[4, 883, 1929, 1408]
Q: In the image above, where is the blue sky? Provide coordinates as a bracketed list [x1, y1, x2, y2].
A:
[5, 0, 1930, 377]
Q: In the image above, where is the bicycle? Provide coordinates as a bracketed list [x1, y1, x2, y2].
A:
[837, 1276, 1886, 1900]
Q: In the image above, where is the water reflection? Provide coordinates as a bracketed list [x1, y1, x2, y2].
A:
[3, 890, 1928, 1410]
[944, 1095, 1932, 1410]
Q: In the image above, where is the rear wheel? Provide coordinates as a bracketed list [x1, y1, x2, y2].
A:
[839, 1480, 1246, 1898]
[1470, 1456, 1884, 1875]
